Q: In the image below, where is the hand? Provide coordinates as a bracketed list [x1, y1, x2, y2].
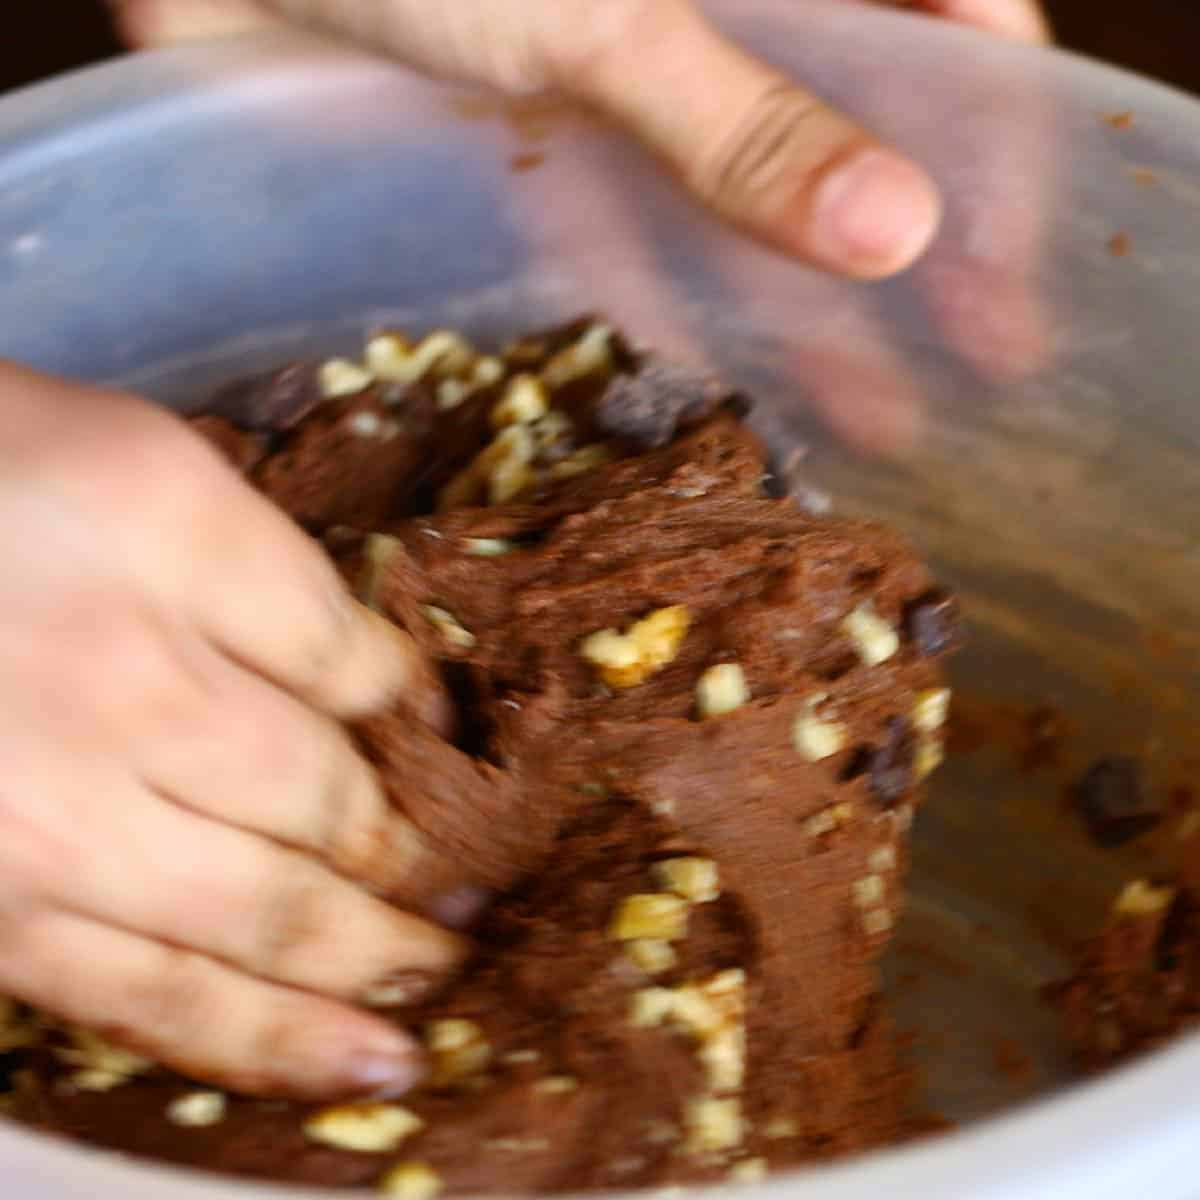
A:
[110, 0, 1039, 281]
[0, 362, 470, 1099]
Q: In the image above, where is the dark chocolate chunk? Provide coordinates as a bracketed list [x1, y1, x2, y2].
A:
[1076, 757, 1162, 847]
[842, 719, 916, 806]
[903, 589, 961, 657]
[594, 361, 727, 450]
[761, 453, 791, 499]
[207, 361, 326, 431]
[723, 392, 755, 422]
[867, 717, 917, 807]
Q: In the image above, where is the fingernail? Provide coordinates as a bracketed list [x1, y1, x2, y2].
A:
[428, 885, 492, 931]
[347, 605, 420, 715]
[361, 969, 439, 1010]
[346, 1034, 426, 1098]
[809, 149, 941, 278]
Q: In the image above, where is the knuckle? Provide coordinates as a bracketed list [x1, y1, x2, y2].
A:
[697, 83, 836, 212]
[121, 944, 214, 1045]
[82, 607, 197, 736]
[251, 869, 336, 978]
[544, 0, 662, 83]
[235, 693, 311, 784]
[287, 587, 359, 702]
[304, 734, 399, 884]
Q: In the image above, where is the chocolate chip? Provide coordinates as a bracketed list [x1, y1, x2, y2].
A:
[903, 589, 961, 657]
[1076, 757, 1162, 847]
[207, 361, 325, 431]
[723, 392, 754, 422]
[841, 719, 916, 807]
[868, 717, 917, 807]
[594, 361, 729, 450]
[761, 447, 791, 499]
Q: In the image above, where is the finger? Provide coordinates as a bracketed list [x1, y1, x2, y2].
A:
[10, 753, 465, 1002]
[909, 54, 1055, 383]
[245, 0, 939, 279]
[0, 363, 435, 722]
[107, 0, 279, 45]
[125, 618, 441, 898]
[549, 0, 942, 279]
[0, 907, 424, 1099]
[884, 0, 1052, 44]
[357, 714, 526, 911]
[502, 113, 710, 366]
[705, 233, 928, 459]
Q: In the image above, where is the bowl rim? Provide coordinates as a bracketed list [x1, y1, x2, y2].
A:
[4, 11, 1200, 1198]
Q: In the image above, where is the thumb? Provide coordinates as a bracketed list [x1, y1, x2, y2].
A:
[546, 0, 942, 280]
[106, 0, 279, 44]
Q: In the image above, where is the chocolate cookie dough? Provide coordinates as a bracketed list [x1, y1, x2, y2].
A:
[5, 319, 958, 1193]
[1055, 821, 1200, 1071]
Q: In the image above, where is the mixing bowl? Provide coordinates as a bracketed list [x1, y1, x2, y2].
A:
[3, 0, 1200, 1195]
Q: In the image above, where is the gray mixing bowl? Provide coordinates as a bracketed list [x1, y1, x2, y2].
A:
[3, 1, 1200, 1196]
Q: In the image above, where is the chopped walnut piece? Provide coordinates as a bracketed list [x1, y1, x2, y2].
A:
[349, 411, 383, 438]
[319, 358, 375, 398]
[491, 374, 550, 428]
[1114, 879, 1175, 916]
[914, 739, 944, 780]
[364, 332, 413, 380]
[303, 1103, 424, 1152]
[359, 533, 402, 611]
[729, 1158, 767, 1183]
[56, 1027, 153, 1090]
[166, 1091, 227, 1127]
[630, 988, 677, 1028]
[71, 1070, 135, 1093]
[531, 410, 574, 456]
[436, 379, 471, 411]
[852, 875, 885, 908]
[669, 970, 747, 1092]
[862, 908, 893, 936]
[367, 330, 474, 385]
[420, 605, 477, 650]
[804, 810, 836, 838]
[653, 857, 720, 903]
[610, 893, 690, 941]
[673, 970, 745, 1038]
[684, 1096, 744, 1155]
[465, 537, 514, 557]
[581, 605, 691, 689]
[764, 1116, 798, 1139]
[534, 1075, 578, 1094]
[548, 443, 614, 480]
[477, 424, 537, 505]
[378, 1162, 443, 1200]
[912, 687, 952, 732]
[626, 938, 678, 974]
[696, 664, 749, 718]
[698, 1025, 746, 1092]
[868, 845, 897, 872]
[426, 1018, 492, 1085]
[842, 602, 900, 666]
[540, 323, 613, 389]
[501, 1049, 541, 1065]
[472, 356, 505, 387]
[792, 695, 848, 762]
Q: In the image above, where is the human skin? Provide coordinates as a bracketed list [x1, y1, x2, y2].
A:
[0, 0, 1046, 1102]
